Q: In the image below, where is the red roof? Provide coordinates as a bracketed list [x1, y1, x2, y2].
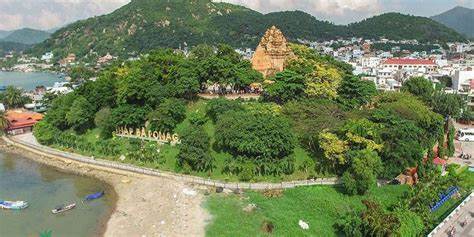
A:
[6, 110, 43, 130]
[433, 157, 447, 166]
[383, 58, 436, 65]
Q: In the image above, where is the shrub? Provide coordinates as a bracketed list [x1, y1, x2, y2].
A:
[33, 121, 60, 145]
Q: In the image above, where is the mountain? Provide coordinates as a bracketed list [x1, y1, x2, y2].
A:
[0, 30, 12, 39]
[2, 28, 51, 45]
[348, 12, 466, 43]
[431, 6, 474, 38]
[29, 0, 466, 60]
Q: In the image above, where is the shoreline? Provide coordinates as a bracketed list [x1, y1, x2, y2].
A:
[0, 140, 210, 237]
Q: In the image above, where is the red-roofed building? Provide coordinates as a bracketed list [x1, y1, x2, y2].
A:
[382, 58, 437, 72]
[6, 110, 43, 135]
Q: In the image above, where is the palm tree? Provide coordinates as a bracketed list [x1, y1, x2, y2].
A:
[3, 86, 29, 109]
[0, 110, 9, 133]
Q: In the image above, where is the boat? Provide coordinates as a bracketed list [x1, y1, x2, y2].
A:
[51, 203, 76, 214]
[84, 191, 104, 201]
[0, 200, 29, 210]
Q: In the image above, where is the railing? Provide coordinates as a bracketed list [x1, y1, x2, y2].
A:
[427, 192, 473, 237]
[3, 136, 339, 190]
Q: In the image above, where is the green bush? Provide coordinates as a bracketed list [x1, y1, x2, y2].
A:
[33, 121, 60, 145]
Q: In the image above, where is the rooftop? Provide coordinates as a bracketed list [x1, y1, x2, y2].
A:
[383, 58, 436, 65]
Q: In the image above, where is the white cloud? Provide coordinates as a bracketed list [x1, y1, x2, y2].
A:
[0, 0, 131, 30]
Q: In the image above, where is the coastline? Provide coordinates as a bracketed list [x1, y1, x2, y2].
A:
[0, 140, 210, 237]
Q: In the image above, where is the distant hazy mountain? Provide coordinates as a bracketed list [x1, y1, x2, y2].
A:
[431, 6, 474, 38]
[28, 0, 466, 60]
[2, 28, 51, 45]
[0, 30, 12, 39]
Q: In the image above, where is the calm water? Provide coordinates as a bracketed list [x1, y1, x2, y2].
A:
[0, 152, 115, 237]
[0, 71, 63, 90]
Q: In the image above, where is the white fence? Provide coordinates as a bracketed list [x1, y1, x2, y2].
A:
[4, 136, 339, 190]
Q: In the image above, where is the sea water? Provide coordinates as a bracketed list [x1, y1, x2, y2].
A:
[0, 152, 115, 237]
[0, 71, 64, 91]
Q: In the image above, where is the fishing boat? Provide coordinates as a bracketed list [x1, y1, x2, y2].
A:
[84, 191, 104, 201]
[51, 203, 76, 214]
[0, 200, 29, 210]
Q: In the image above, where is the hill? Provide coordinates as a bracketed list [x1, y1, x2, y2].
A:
[2, 28, 51, 45]
[431, 6, 474, 38]
[0, 30, 12, 39]
[29, 0, 466, 60]
[0, 41, 30, 55]
[348, 12, 466, 43]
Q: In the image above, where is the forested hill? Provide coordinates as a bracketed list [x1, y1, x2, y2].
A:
[348, 13, 466, 43]
[2, 28, 51, 45]
[29, 0, 466, 60]
[431, 6, 474, 38]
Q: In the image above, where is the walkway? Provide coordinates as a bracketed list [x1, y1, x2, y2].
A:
[5, 133, 339, 190]
[430, 193, 474, 237]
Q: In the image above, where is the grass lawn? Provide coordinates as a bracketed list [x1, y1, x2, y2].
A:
[205, 184, 409, 237]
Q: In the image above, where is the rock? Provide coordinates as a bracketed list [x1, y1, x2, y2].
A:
[119, 155, 126, 161]
[222, 188, 233, 194]
[216, 187, 224, 193]
[251, 26, 294, 78]
[182, 188, 197, 196]
[121, 178, 131, 184]
[243, 203, 257, 213]
[233, 188, 243, 195]
[299, 220, 309, 230]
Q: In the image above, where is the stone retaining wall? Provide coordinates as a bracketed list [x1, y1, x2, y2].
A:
[4, 136, 339, 190]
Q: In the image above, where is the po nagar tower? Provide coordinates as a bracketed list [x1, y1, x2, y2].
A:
[251, 26, 294, 78]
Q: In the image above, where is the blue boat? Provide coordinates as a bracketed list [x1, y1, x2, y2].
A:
[84, 191, 104, 201]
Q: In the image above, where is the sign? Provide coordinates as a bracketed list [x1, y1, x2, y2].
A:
[114, 126, 180, 145]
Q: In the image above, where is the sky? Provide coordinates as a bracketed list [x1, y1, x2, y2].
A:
[0, 0, 472, 31]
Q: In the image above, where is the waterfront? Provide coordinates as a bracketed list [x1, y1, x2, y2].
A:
[0, 71, 63, 90]
[0, 152, 114, 237]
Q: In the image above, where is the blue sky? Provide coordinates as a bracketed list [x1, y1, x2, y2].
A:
[0, 0, 472, 30]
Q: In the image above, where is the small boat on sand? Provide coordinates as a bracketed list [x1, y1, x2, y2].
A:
[0, 200, 29, 210]
[52, 203, 76, 214]
[84, 191, 104, 201]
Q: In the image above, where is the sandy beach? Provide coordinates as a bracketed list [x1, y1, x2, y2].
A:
[0, 141, 210, 237]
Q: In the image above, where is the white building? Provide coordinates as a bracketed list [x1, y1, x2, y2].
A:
[41, 52, 54, 62]
[452, 69, 474, 92]
[382, 58, 438, 73]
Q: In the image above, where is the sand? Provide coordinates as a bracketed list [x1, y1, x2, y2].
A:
[0, 142, 210, 237]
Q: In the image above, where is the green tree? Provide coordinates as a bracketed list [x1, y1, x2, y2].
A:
[177, 124, 213, 172]
[216, 110, 295, 162]
[342, 149, 383, 195]
[44, 93, 77, 130]
[66, 96, 95, 133]
[69, 65, 95, 82]
[205, 98, 243, 123]
[0, 110, 8, 133]
[432, 92, 464, 119]
[337, 75, 377, 109]
[401, 76, 434, 103]
[263, 70, 306, 104]
[0, 86, 31, 109]
[147, 98, 186, 133]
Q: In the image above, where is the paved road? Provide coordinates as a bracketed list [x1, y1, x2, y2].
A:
[451, 123, 474, 166]
[433, 195, 474, 237]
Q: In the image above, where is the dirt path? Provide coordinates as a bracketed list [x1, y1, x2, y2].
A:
[0, 142, 210, 237]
